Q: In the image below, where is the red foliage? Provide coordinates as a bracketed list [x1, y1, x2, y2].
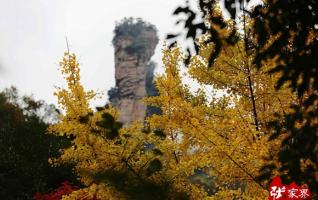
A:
[33, 181, 101, 200]
[33, 181, 76, 200]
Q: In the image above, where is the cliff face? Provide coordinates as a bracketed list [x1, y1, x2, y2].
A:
[109, 18, 159, 125]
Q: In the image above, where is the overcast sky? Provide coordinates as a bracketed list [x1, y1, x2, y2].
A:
[0, 0, 185, 107]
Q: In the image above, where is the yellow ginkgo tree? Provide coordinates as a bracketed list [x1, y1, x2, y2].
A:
[146, 46, 267, 199]
[145, 24, 297, 198]
[48, 52, 199, 199]
[48, 13, 298, 199]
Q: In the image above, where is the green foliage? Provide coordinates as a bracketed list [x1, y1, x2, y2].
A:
[107, 87, 119, 103]
[0, 87, 77, 200]
[113, 17, 157, 44]
[124, 39, 149, 56]
[145, 61, 162, 117]
[112, 17, 158, 57]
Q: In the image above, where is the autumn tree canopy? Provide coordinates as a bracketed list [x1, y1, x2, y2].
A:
[45, 1, 318, 199]
[170, 0, 318, 197]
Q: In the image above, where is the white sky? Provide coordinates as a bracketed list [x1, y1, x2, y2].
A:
[0, 0, 184, 107]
